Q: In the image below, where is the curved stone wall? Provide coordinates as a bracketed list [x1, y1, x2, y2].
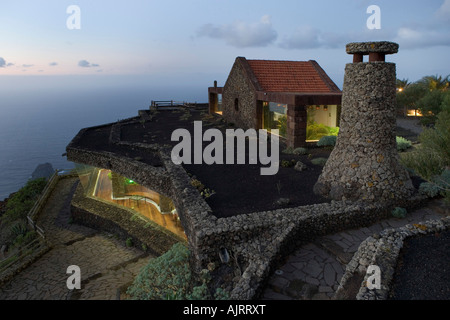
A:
[335, 216, 450, 300]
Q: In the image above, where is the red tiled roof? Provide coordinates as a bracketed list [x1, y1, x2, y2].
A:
[245, 59, 340, 93]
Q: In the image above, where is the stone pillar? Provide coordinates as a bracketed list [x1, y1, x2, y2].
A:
[287, 105, 307, 148]
[313, 41, 415, 202]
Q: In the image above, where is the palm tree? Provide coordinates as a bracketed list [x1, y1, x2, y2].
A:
[396, 78, 410, 92]
[418, 75, 450, 91]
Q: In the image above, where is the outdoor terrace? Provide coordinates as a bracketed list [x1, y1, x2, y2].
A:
[67, 106, 337, 219]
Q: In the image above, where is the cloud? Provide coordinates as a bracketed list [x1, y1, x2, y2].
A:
[1, 58, 16, 67]
[49, 62, 58, 66]
[436, 0, 450, 22]
[78, 60, 100, 68]
[279, 26, 353, 50]
[392, 1, 450, 49]
[394, 27, 450, 49]
[22, 64, 34, 68]
[197, 15, 277, 48]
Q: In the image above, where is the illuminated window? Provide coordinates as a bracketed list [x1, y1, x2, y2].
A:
[262, 102, 287, 137]
[306, 105, 340, 141]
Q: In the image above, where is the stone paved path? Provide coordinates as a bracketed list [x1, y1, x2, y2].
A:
[262, 199, 449, 300]
[0, 177, 152, 300]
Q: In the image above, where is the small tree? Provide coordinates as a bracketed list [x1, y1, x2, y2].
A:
[417, 90, 446, 125]
[396, 83, 427, 116]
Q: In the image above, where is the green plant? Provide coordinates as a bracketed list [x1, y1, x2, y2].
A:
[1, 178, 47, 224]
[293, 147, 308, 155]
[9, 221, 28, 238]
[126, 238, 134, 247]
[201, 188, 216, 199]
[396, 136, 412, 152]
[282, 147, 294, 154]
[418, 90, 446, 124]
[400, 111, 450, 180]
[190, 179, 205, 192]
[391, 207, 407, 218]
[419, 182, 441, 198]
[281, 159, 296, 168]
[306, 121, 339, 140]
[419, 169, 450, 202]
[11, 231, 37, 248]
[317, 135, 337, 147]
[311, 158, 328, 166]
[126, 243, 229, 300]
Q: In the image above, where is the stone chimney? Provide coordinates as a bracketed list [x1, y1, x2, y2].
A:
[313, 41, 415, 202]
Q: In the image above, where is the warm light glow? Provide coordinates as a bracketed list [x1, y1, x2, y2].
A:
[407, 109, 423, 117]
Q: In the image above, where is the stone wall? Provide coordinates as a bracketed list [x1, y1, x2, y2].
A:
[222, 58, 258, 129]
[70, 183, 181, 256]
[335, 216, 450, 300]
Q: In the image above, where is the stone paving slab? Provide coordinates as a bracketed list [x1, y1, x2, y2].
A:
[262, 199, 449, 300]
[0, 177, 154, 300]
[0, 234, 148, 300]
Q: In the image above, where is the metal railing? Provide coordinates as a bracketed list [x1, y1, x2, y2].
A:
[150, 100, 201, 110]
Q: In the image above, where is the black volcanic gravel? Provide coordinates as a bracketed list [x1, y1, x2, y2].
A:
[389, 230, 450, 300]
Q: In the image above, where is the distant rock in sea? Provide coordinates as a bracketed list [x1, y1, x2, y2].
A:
[31, 163, 55, 180]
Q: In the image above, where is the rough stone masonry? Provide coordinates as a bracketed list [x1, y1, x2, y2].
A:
[314, 41, 415, 202]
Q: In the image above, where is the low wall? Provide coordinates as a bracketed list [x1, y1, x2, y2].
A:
[335, 216, 450, 300]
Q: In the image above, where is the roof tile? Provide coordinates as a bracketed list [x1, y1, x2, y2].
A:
[246, 60, 340, 93]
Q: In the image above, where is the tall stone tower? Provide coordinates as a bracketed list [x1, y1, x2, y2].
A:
[314, 41, 415, 202]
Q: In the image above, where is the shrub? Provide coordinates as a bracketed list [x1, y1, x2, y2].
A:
[396, 136, 412, 152]
[317, 136, 337, 147]
[417, 90, 446, 125]
[400, 111, 450, 180]
[419, 182, 441, 198]
[282, 147, 294, 154]
[311, 158, 328, 166]
[125, 238, 134, 247]
[11, 231, 37, 249]
[306, 121, 339, 140]
[419, 169, 450, 202]
[293, 147, 308, 155]
[9, 220, 28, 238]
[126, 243, 230, 300]
[190, 179, 205, 192]
[391, 207, 407, 219]
[127, 243, 191, 300]
[2, 178, 47, 224]
[281, 159, 296, 168]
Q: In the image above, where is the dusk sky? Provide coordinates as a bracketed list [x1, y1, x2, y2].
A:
[1, 0, 449, 91]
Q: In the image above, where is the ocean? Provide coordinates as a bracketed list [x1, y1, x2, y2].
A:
[0, 75, 207, 200]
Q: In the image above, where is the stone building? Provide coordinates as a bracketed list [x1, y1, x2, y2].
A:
[314, 41, 415, 202]
[208, 57, 342, 147]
